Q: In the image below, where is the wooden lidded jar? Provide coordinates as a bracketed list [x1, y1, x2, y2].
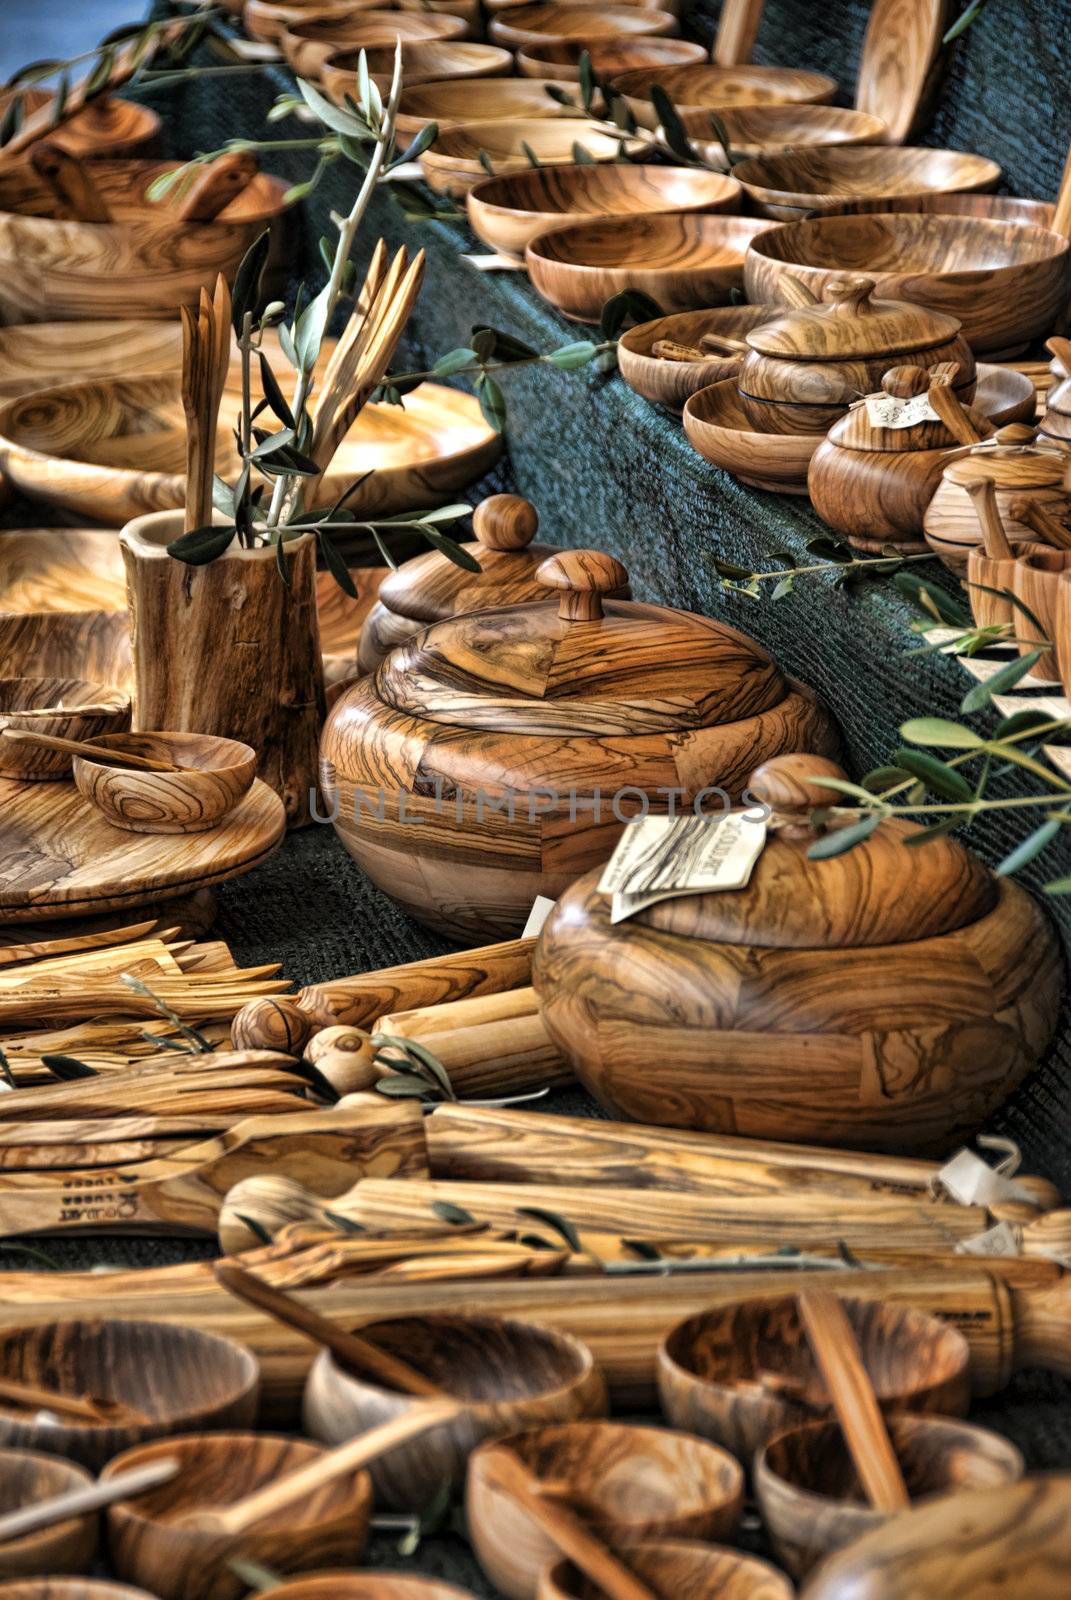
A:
[532, 753, 1063, 1153]
[737, 275, 976, 437]
[923, 425, 1068, 570]
[1040, 336, 1071, 448]
[321, 553, 839, 942]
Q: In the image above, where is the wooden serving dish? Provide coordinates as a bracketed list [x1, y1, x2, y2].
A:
[682, 379, 818, 492]
[923, 427, 1068, 569]
[104, 1433, 370, 1600]
[744, 213, 1071, 357]
[0, 1450, 96, 1581]
[515, 37, 706, 80]
[0, 1319, 258, 1470]
[618, 305, 772, 413]
[733, 146, 1001, 221]
[611, 63, 837, 128]
[281, 11, 469, 78]
[303, 1313, 606, 1507]
[532, 752, 1063, 1152]
[72, 732, 257, 835]
[539, 1540, 794, 1600]
[420, 120, 652, 199]
[467, 1422, 744, 1600]
[488, 4, 680, 50]
[467, 164, 742, 260]
[0, 676, 129, 780]
[756, 1415, 1024, 1579]
[396, 77, 603, 136]
[322, 41, 514, 96]
[525, 214, 777, 323]
[684, 104, 887, 168]
[657, 1294, 970, 1466]
[0, 90, 160, 161]
[320, 552, 837, 940]
[240, 1579, 478, 1600]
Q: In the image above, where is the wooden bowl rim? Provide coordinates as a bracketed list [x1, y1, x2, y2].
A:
[542, 1538, 792, 1600]
[0, 676, 129, 715]
[425, 118, 649, 164]
[466, 163, 742, 220]
[609, 61, 837, 100]
[746, 209, 1071, 273]
[73, 730, 258, 779]
[325, 40, 513, 69]
[731, 145, 1002, 203]
[286, 9, 467, 40]
[0, 1446, 94, 1558]
[247, 1573, 478, 1600]
[526, 212, 776, 271]
[515, 37, 705, 71]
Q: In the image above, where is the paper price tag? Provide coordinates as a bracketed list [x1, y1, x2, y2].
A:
[598, 811, 767, 925]
[955, 1222, 1022, 1258]
[937, 1148, 1035, 1209]
[864, 391, 941, 429]
[522, 896, 556, 938]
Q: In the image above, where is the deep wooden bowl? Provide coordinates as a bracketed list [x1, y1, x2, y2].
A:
[611, 63, 837, 128]
[397, 76, 603, 136]
[539, 1541, 794, 1600]
[515, 37, 705, 79]
[243, 1578, 477, 1600]
[322, 41, 513, 96]
[488, 4, 680, 50]
[73, 731, 258, 835]
[0, 1319, 259, 1469]
[682, 103, 887, 168]
[732, 146, 1002, 221]
[244, 0, 395, 42]
[467, 164, 741, 259]
[617, 304, 771, 412]
[0, 1585, 158, 1600]
[282, 11, 468, 78]
[682, 377, 815, 491]
[657, 1295, 970, 1467]
[743, 213, 1071, 356]
[103, 1433, 371, 1600]
[0, 677, 129, 780]
[303, 1313, 607, 1509]
[421, 120, 652, 198]
[0, 89, 160, 161]
[0, 1449, 97, 1580]
[526, 214, 777, 323]
[756, 1415, 1024, 1579]
[467, 1422, 744, 1600]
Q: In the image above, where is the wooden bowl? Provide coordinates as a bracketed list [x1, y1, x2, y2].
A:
[73, 731, 258, 835]
[0, 321, 182, 404]
[803, 191, 1057, 228]
[242, 1578, 477, 1600]
[681, 104, 887, 168]
[0, 1586, 158, 1600]
[617, 304, 772, 412]
[657, 1295, 970, 1467]
[0, 1319, 259, 1470]
[539, 1541, 794, 1600]
[467, 1422, 744, 1600]
[420, 120, 652, 198]
[303, 1313, 607, 1509]
[467, 164, 742, 259]
[244, 0, 393, 43]
[516, 37, 705, 79]
[0, 89, 160, 161]
[103, 1433, 371, 1600]
[732, 146, 1002, 221]
[0, 677, 129, 780]
[744, 213, 1071, 357]
[0, 159, 289, 324]
[0, 1449, 97, 1580]
[488, 5, 680, 50]
[756, 1415, 1024, 1579]
[323, 41, 513, 95]
[611, 63, 837, 128]
[396, 77, 603, 136]
[282, 11, 468, 78]
[526, 214, 776, 323]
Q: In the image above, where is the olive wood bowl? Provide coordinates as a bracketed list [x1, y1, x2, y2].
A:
[526, 213, 777, 323]
[303, 1313, 607, 1508]
[73, 731, 258, 834]
[756, 1415, 1024, 1579]
[0, 1319, 259, 1470]
[420, 120, 653, 198]
[281, 11, 468, 78]
[0, 677, 129, 780]
[515, 37, 706, 79]
[396, 77, 605, 136]
[743, 212, 1071, 357]
[539, 1540, 794, 1600]
[103, 1433, 371, 1600]
[322, 41, 513, 96]
[610, 63, 837, 128]
[0, 526, 129, 690]
[802, 192, 1056, 227]
[0, 89, 160, 161]
[243, 0, 386, 43]
[488, 5, 680, 51]
[657, 1295, 970, 1467]
[467, 1421, 744, 1600]
[682, 379, 817, 493]
[681, 103, 887, 168]
[0, 1449, 97, 1580]
[732, 146, 1002, 221]
[617, 304, 773, 412]
[244, 1578, 477, 1600]
[0, 1585, 158, 1600]
[466, 163, 742, 259]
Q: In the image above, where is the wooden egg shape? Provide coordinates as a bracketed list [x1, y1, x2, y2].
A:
[320, 551, 839, 941]
[923, 426, 1068, 570]
[0, 1449, 97, 1581]
[539, 1540, 794, 1600]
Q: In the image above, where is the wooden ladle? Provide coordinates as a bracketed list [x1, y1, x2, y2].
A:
[0, 729, 181, 773]
[0, 1456, 177, 1546]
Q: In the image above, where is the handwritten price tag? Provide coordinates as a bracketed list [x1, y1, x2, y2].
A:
[864, 391, 940, 429]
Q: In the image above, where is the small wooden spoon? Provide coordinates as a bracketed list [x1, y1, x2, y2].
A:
[0, 1457, 178, 1546]
[0, 729, 181, 773]
[0, 1373, 151, 1427]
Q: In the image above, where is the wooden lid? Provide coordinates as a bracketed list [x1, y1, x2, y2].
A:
[375, 550, 790, 737]
[943, 426, 1065, 490]
[828, 365, 990, 453]
[747, 275, 962, 362]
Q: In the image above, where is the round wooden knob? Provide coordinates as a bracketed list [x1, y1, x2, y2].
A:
[230, 996, 311, 1056]
[537, 549, 629, 622]
[823, 275, 877, 318]
[473, 494, 539, 550]
[748, 754, 848, 815]
[994, 424, 1037, 451]
[881, 366, 930, 399]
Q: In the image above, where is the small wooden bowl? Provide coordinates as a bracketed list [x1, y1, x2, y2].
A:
[245, 1577, 478, 1600]
[0, 1449, 97, 1580]
[322, 41, 514, 95]
[467, 164, 741, 259]
[610, 63, 837, 128]
[0, 1585, 158, 1600]
[0, 676, 129, 780]
[744, 212, 1071, 357]
[396, 77, 602, 136]
[755, 1415, 1024, 1578]
[244, 0, 393, 43]
[617, 304, 772, 412]
[303, 1313, 607, 1509]
[683, 378, 817, 491]
[0, 89, 160, 161]
[682, 103, 887, 168]
[0, 1319, 259, 1470]
[73, 731, 258, 834]
[539, 1540, 794, 1600]
[282, 11, 469, 78]
[526, 214, 776, 323]
[657, 1295, 970, 1467]
[103, 1433, 371, 1600]
[420, 120, 652, 198]
[516, 37, 706, 79]
[467, 1421, 744, 1600]
[488, 5, 680, 50]
[732, 146, 1002, 221]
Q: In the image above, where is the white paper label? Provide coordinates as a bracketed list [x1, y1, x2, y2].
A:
[462, 253, 526, 272]
[955, 1222, 1022, 1258]
[864, 391, 941, 429]
[522, 896, 556, 938]
[598, 811, 768, 925]
[992, 694, 1071, 720]
[937, 1148, 1035, 1208]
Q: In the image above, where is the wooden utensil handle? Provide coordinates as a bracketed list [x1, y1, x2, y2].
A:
[927, 380, 988, 447]
[713, 0, 765, 64]
[965, 477, 1014, 560]
[376, 985, 571, 1099]
[172, 151, 259, 221]
[1009, 497, 1071, 551]
[0, 1374, 143, 1423]
[0, 1457, 179, 1545]
[28, 143, 112, 222]
[0, 729, 175, 772]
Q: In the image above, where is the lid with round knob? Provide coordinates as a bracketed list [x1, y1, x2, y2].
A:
[942, 425, 1067, 490]
[374, 548, 790, 737]
[746, 275, 965, 362]
[827, 364, 992, 454]
[629, 754, 997, 948]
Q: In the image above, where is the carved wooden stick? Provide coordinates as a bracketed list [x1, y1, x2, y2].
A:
[172, 151, 259, 222]
[966, 476, 1014, 559]
[0, 1374, 148, 1426]
[375, 986, 570, 1099]
[27, 143, 111, 221]
[0, 1458, 178, 1546]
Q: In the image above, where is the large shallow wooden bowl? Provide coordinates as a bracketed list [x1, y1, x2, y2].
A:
[516, 36, 704, 78]
[0, 1319, 259, 1469]
[245, 1579, 477, 1600]
[0, 159, 289, 324]
[815, 191, 1056, 227]
[526, 214, 777, 324]
[657, 1295, 970, 1467]
[489, 4, 679, 49]
[0, 89, 160, 160]
[757, 1415, 1024, 1579]
[0, 321, 181, 403]
[540, 1541, 793, 1600]
[467, 1422, 744, 1600]
[323, 40, 513, 95]
[617, 304, 771, 412]
[744, 212, 1071, 356]
[683, 103, 887, 167]
[0, 1450, 97, 1581]
[244, 0, 393, 41]
[304, 1313, 606, 1507]
[467, 164, 741, 259]
[733, 146, 1001, 220]
[397, 77, 601, 136]
[421, 120, 652, 198]
[611, 63, 837, 128]
[104, 1433, 370, 1600]
[0, 676, 129, 780]
[282, 10, 468, 77]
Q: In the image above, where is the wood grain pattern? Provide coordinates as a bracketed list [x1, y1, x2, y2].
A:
[617, 305, 770, 413]
[854, 0, 953, 145]
[229, 1577, 477, 1600]
[396, 77, 605, 136]
[683, 378, 818, 492]
[923, 429, 1067, 568]
[540, 1542, 793, 1600]
[0, 1449, 96, 1581]
[420, 120, 652, 199]
[0, 530, 129, 687]
[488, 5, 679, 49]
[72, 731, 256, 834]
[0, 677, 128, 780]
[966, 537, 1049, 632]
[322, 42, 514, 97]
[613, 62, 836, 129]
[0, 321, 181, 401]
[0, 1055, 311, 1124]
[281, 11, 468, 78]
[516, 38, 705, 79]
[734, 146, 1001, 222]
[0, 90, 160, 163]
[686, 104, 888, 168]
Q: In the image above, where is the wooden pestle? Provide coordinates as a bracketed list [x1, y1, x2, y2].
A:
[171, 151, 259, 222]
[966, 476, 1014, 559]
[28, 143, 112, 222]
[0, 1458, 178, 1546]
[1009, 496, 1071, 551]
[0, 1374, 149, 1426]
[926, 375, 991, 447]
[0, 729, 179, 772]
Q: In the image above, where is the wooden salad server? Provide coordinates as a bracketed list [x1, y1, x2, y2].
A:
[0, 1115, 307, 1173]
[27, 143, 112, 222]
[0, 1457, 179, 1547]
[181, 274, 231, 534]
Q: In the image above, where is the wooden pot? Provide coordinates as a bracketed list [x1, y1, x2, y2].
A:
[0, 1450, 97, 1581]
[923, 426, 1068, 570]
[532, 753, 1064, 1153]
[320, 550, 839, 941]
[303, 1313, 607, 1507]
[539, 1540, 793, 1600]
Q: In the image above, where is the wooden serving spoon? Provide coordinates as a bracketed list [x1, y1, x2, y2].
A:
[0, 1374, 150, 1426]
[0, 729, 180, 772]
[0, 1457, 178, 1546]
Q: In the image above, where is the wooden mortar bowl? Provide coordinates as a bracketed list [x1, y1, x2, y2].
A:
[743, 212, 1071, 356]
[756, 1415, 1024, 1579]
[243, 1577, 477, 1600]
[732, 146, 1001, 221]
[682, 378, 818, 493]
[657, 1295, 970, 1467]
[526, 214, 778, 323]
[103, 1432, 371, 1600]
[420, 120, 652, 198]
[488, 5, 680, 50]
[966, 537, 1050, 633]
[397, 77, 605, 136]
[0, 1585, 158, 1600]
[0, 1319, 259, 1470]
[515, 37, 705, 79]
[0, 676, 129, 780]
[0, 90, 160, 161]
[0, 1449, 97, 1580]
[73, 731, 258, 834]
[281, 11, 469, 78]
[539, 1540, 794, 1600]
[1008, 547, 1071, 680]
[322, 41, 513, 95]
[618, 304, 771, 412]
[611, 63, 837, 129]
[467, 163, 741, 259]
[467, 1421, 744, 1600]
[683, 104, 887, 169]
[303, 1313, 607, 1509]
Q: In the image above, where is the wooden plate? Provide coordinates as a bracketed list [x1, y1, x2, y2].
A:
[611, 63, 838, 127]
[322, 41, 514, 95]
[489, 4, 680, 49]
[0, 90, 160, 160]
[732, 146, 1001, 220]
[515, 37, 706, 79]
[855, 0, 954, 145]
[420, 119, 653, 197]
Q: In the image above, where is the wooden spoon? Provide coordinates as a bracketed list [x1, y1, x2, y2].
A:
[28, 143, 113, 223]
[1009, 496, 1071, 551]
[0, 729, 180, 773]
[0, 1457, 178, 1546]
[965, 476, 1014, 560]
[0, 1374, 150, 1426]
